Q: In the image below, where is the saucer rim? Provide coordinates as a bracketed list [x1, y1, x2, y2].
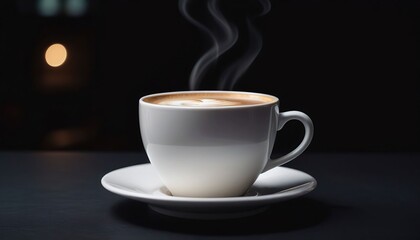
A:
[101, 163, 317, 205]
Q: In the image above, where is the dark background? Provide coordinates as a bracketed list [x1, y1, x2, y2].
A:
[0, 0, 419, 152]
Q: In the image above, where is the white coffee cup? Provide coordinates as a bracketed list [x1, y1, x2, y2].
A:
[139, 91, 314, 198]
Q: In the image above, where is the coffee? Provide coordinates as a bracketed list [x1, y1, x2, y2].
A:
[144, 92, 275, 107]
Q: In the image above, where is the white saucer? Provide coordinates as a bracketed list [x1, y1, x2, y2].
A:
[101, 163, 317, 219]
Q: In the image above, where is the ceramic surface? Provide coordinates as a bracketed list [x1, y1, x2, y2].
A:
[101, 163, 317, 219]
[139, 91, 314, 197]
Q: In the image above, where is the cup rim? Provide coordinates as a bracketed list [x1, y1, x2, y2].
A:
[139, 90, 279, 110]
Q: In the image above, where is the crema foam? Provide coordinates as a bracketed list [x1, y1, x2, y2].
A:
[144, 92, 275, 107]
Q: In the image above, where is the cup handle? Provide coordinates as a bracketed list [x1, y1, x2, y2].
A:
[262, 110, 314, 172]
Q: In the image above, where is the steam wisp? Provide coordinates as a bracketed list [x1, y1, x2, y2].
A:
[179, 0, 271, 90]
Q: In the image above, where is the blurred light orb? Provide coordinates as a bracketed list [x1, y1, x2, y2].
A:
[37, 0, 60, 17]
[45, 43, 67, 67]
[66, 0, 88, 17]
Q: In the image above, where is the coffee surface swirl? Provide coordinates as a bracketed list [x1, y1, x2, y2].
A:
[144, 92, 275, 107]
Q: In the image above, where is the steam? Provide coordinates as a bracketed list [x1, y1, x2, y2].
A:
[179, 0, 271, 90]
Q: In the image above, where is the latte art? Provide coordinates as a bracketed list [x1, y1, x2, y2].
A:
[143, 92, 276, 107]
[159, 98, 243, 107]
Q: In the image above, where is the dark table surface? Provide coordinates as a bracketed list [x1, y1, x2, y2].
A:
[0, 152, 419, 240]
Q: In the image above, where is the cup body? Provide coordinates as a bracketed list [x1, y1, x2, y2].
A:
[139, 91, 279, 197]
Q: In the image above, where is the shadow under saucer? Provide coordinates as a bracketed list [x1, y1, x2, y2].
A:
[111, 197, 332, 235]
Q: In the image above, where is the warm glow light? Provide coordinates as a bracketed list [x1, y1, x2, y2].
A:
[45, 43, 67, 67]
